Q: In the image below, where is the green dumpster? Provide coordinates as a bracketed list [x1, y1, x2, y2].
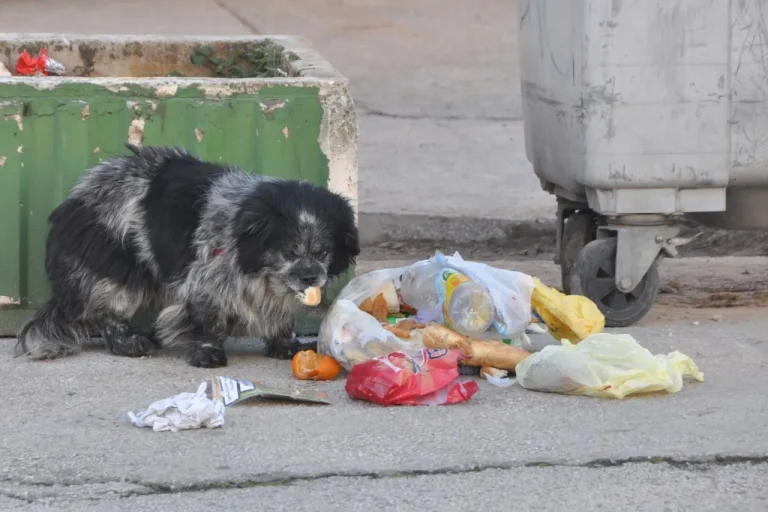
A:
[0, 34, 359, 336]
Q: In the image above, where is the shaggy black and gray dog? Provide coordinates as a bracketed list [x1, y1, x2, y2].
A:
[15, 144, 359, 368]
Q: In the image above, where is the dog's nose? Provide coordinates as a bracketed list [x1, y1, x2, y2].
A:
[299, 274, 317, 286]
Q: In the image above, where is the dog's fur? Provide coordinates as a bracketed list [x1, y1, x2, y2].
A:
[14, 144, 359, 368]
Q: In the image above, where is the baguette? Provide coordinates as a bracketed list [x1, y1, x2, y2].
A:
[422, 324, 531, 371]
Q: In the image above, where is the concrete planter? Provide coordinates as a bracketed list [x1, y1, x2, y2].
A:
[0, 34, 358, 336]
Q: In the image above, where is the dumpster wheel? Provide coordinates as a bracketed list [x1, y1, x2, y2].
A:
[569, 237, 659, 327]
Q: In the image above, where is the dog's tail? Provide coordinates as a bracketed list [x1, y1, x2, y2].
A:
[15, 301, 86, 360]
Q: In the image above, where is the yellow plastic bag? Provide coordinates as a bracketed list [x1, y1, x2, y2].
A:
[531, 278, 604, 343]
[515, 333, 704, 399]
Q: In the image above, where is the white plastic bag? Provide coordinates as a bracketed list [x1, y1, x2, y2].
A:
[318, 252, 535, 370]
[515, 333, 704, 399]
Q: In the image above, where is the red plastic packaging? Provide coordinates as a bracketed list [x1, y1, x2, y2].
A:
[345, 349, 480, 406]
[15, 48, 65, 76]
[16, 49, 48, 76]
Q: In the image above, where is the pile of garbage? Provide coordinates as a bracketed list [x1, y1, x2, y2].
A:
[128, 251, 704, 431]
[314, 251, 703, 405]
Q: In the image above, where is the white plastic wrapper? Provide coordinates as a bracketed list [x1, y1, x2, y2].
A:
[128, 382, 225, 432]
[318, 252, 535, 370]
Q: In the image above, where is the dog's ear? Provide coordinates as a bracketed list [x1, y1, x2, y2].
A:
[345, 228, 360, 257]
[329, 223, 360, 277]
[234, 200, 278, 275]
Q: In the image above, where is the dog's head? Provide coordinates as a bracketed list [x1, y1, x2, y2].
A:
[234, 180, 359, 296]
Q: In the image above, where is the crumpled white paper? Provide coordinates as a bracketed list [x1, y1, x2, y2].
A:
[128, 382, 225, 432]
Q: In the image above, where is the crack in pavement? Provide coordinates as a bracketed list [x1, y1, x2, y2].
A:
[3, 455, 767, 503]
[0, 492, 30, 504]
[211, 0, 261, 34]
[357, 105, 518, 122]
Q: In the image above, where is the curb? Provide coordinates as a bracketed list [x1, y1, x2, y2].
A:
[359, 213, 555, 246]
[359, 212, 768, 259]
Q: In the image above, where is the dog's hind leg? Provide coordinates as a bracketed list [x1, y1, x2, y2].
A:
[95, 314, 156, 358]
[87, 279, 157, 358]
[154, 303, 228, 368]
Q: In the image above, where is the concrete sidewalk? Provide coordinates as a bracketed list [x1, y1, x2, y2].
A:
[5, 318, 766, 511]
[0, 257, 767, 510]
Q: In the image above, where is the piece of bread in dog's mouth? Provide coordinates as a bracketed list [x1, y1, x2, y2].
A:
[298, 286, 322, 306]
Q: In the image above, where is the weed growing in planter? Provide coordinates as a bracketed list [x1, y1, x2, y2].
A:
[186, 40, 299, 78]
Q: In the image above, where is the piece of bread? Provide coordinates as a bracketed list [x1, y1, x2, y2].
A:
[371, 293, 389, 323]
[382, 319, 428, 340]
[466, 338, 530, 370]
[377, 281, 401, 314]
[421, 323, 473, 357]
[423, 324, 531, 371]
[383, 325, 412, 338]
[359, 297, 374, 314]
[300, 286, 322, 306]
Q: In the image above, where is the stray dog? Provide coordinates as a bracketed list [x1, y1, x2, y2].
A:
[15, 144, 359, 368]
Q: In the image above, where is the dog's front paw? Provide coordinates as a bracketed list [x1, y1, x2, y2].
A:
[264, 337, 310, 360]
[188, 344, 228, 368]
[108, 333, 155, 358]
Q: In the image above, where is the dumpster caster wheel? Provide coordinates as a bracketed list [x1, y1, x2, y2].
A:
[570, 238, 659, 327]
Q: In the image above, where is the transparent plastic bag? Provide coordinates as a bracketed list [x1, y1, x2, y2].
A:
[318, 266, 416, 371]
[515, 333, 704, 399]
[318, 252, 535, 370]
[318, 298, 421, 371]
[433, 252, 535, 337]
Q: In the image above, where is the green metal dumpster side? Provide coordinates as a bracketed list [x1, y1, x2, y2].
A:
[0, 35, 359, 336]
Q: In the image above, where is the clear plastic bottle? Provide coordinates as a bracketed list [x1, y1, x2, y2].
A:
[436, 268, 495, 337]
[400, 262, 495, 337]
[399, 260, 442, 313]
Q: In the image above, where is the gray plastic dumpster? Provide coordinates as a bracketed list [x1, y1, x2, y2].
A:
[519, 0, 768, 326]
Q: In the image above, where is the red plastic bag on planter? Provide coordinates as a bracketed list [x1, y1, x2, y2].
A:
[345, 348, 480, 406]
[16, 48, 66, 76]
